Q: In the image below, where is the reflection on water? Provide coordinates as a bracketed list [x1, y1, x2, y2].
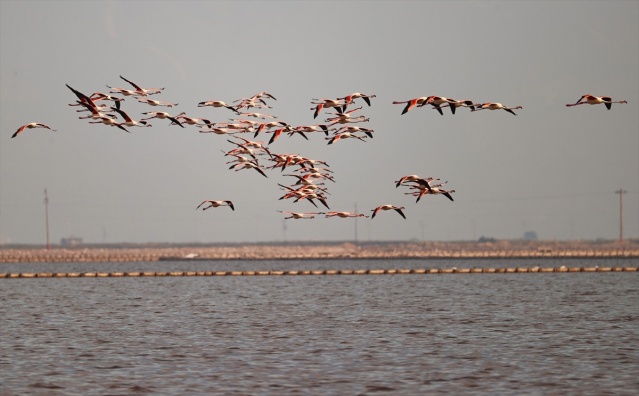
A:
[1, 259, 638, 395]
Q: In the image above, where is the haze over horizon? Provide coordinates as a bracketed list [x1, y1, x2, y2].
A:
[1, 1, 638, 245]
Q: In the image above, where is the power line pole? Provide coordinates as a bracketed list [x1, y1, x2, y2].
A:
[44, 188, 50, 250]
[615, 188, 627, 243]
[282, 219, 287, 242]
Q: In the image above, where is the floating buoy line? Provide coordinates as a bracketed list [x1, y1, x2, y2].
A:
[1, 266, 637, 279]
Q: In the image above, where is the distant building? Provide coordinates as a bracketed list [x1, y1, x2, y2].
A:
[60, 236, 83, 246]
[523, 231, 538, 241]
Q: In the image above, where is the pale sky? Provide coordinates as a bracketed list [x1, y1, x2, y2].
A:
[1, 0, 638, 244]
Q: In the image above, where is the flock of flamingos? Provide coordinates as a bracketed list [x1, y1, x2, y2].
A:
[12, 76, 628, 222]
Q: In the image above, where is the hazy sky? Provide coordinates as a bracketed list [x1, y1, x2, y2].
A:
[1, 1, 638, 245]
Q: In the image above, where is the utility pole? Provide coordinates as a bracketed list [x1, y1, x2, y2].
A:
[44, 188, 50, 250]
[282, 219, 287, 242]
[615, 188, 627, 243]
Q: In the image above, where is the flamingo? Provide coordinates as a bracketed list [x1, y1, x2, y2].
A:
[88, 116, 130, 133]
[111, 107, 152, 127]
[325, 106, 362, 119]
[197, 100, 241, 114]
[326, 132, 368, 145]
[140, 111, 184, 127]
[229, 160, 269, 178]
[395, 176, 440, 188]
[67, 84, 118, 113]
[225, 152, 254, 165]
[90, 92, 124, 103]
[420, 96, 451, 115]
[437, 99, 477, 114]
[472, 103, 522, 116]
[328, 116, 369, 127]
[338, 92, 376, 107]
[238, 112, 277, 119]
[12, 123, 56, 138]
[324, 211, 368, 219]
[250, 92, 277, 101]
[200, 127, 238, 135]
[234, 97, 272, 110]
[278, 185, 328, 208]
[254, 121, 290, 136]
[196, 200, 235, 211]
[566, 94, 627, 110]
[175, 113, 212, 127]
[76, 101, 116, 120]
[227, 138, 273, 158]
[278, 211, 325, 220]
[333, 126, 374, 138]
[90, 92, 124, 110]
[292, 169, 334, 182]
[295, 166, 333, 175]
[371, 205, 406, 219]
[66, 83, 96, 108]
[310, 98, 351, 119]
[293, 192, 330, 209]
[296, 158, 330, 168]
[392, 97, 430, 115]
[407, 185, 455, 202]
[295, 124, 330, 135]
[106, 86, 140, 97]
[137, 98, 178, 107]
[284, 173, 334, 185]
[116, 75, 164, 96]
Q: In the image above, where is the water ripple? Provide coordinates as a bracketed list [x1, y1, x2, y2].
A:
[1, 260, 637, 395]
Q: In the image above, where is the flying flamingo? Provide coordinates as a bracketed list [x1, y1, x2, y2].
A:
[200, 127, 238, 135]
[338, 92, 376, 107]
[278, 211, 325, 219]
[310, 98, 351, 119]
[295, 124, 330, 135]
[420, 96, 451, 115]
[324, 211, 368, 219]
[12, 123, 56, 138]
[111, 107, 152, 127]
[436, 99, 477, 114]
[371, 205, 406, 219]
[88, 116, 130, 133]
[197, 100, 241, 114]
[238, 112, 277, 119]
[66, 83, 97, 108]
[472, 103, 522, 116]
[333, 126, 374, 138]
[137, 98, 178, 107]
[140, 111, 184, 127]
[229, 160, 269, 178]
[254, 121, 291, 136]
[326, 132, 368, 145]
[76, 101, 116, 120]
[234, 97, 272, 110]
[395, 175, 440, 188]
[248, 91, 277, 101]
[406, 185, 455, 202]
[566, 94, 627, 110]
[175, 113, 212, 127]
[115, 75, 164, 96]
[392, 97, 430, 115]
[90, 92, 124, 110]
[196, 200, 235, 211]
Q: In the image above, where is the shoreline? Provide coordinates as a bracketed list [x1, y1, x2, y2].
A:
[1, 241, 638, 263]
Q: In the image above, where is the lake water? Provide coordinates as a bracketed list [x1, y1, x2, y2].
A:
[1, 259, 638, 395]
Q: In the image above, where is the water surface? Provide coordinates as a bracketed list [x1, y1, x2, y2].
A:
[1, 259, 637, 395]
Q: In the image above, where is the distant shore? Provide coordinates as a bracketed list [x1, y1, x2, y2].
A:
[1, 240, 638, 263]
